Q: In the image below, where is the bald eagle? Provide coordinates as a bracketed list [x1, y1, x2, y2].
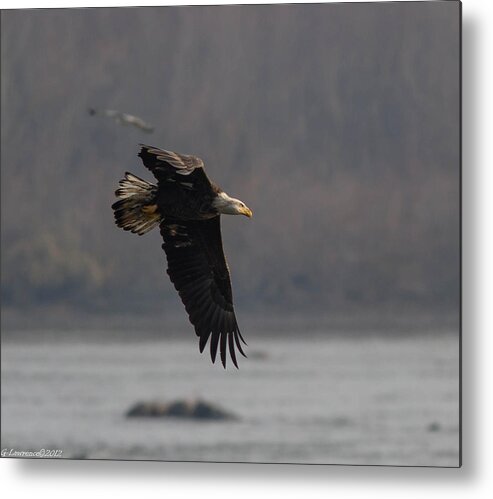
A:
[89, 107, 154, 133]
[112, 145, 252, 368]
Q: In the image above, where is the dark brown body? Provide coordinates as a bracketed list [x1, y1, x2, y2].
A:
[155, 181, 221, 220]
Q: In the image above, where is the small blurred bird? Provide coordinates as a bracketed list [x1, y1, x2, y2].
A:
[88, 107, 154, 133]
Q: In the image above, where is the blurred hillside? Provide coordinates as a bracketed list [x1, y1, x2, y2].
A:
[0, 3, 460, 325]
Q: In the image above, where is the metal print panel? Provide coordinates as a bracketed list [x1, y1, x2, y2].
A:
[0, 1, 461, 466]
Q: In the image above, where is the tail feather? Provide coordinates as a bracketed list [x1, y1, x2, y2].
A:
[112, 172, 161, 235]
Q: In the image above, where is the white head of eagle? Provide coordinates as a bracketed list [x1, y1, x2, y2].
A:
[212, 191, 253, 218]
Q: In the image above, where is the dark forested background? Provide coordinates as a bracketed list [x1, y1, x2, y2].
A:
[1, 3, 460, 328]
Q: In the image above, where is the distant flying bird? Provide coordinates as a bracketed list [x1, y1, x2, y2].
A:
[112, 145, 253, 368]
[88, 107, 154, 133]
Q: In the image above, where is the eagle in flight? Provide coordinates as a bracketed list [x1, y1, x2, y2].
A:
[112, 145, 252, 368]
[89, 107, 154, 133]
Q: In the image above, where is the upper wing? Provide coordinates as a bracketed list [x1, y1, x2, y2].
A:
[160, 216, 247, 368]
[121, 114, 154, 133]
[138, 144, 212, 190]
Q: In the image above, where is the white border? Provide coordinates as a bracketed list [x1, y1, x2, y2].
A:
[2, 0, 492, 498]
[0, 0, 444, 8]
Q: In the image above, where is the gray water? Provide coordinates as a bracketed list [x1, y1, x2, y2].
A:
[1, 331, 459, 466]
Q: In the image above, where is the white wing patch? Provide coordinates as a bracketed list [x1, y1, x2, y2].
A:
[146, 147, 204, 175]
[175, 169, 194, 176]
[167, 224, 188, 237]
[174, 241, 192, 248]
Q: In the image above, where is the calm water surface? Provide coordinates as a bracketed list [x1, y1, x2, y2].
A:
[1, 331, 459, 466]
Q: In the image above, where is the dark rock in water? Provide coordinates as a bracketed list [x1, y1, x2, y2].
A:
[427, 422, 441, 432]
[126, 398, 237, 421]
[330, 416, 352, 428]
[248, 350, 269, 361]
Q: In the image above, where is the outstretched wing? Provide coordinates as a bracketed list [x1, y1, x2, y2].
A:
[160, 216, 247, 368]
[139, 144, 212, 191]
[121, 114, 154, 133]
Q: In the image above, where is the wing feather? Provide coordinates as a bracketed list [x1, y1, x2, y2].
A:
[234, 331, 246, 357]
[228, 333, 238, 369]
[139, 144, 213, 192]
[160, 216, 247, 367]
[220, 331, 228, 368]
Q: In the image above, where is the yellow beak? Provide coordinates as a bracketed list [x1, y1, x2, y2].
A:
[242, 206, 253, 218]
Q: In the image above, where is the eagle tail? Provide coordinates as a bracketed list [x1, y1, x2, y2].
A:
[112, 172, 161, 236]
